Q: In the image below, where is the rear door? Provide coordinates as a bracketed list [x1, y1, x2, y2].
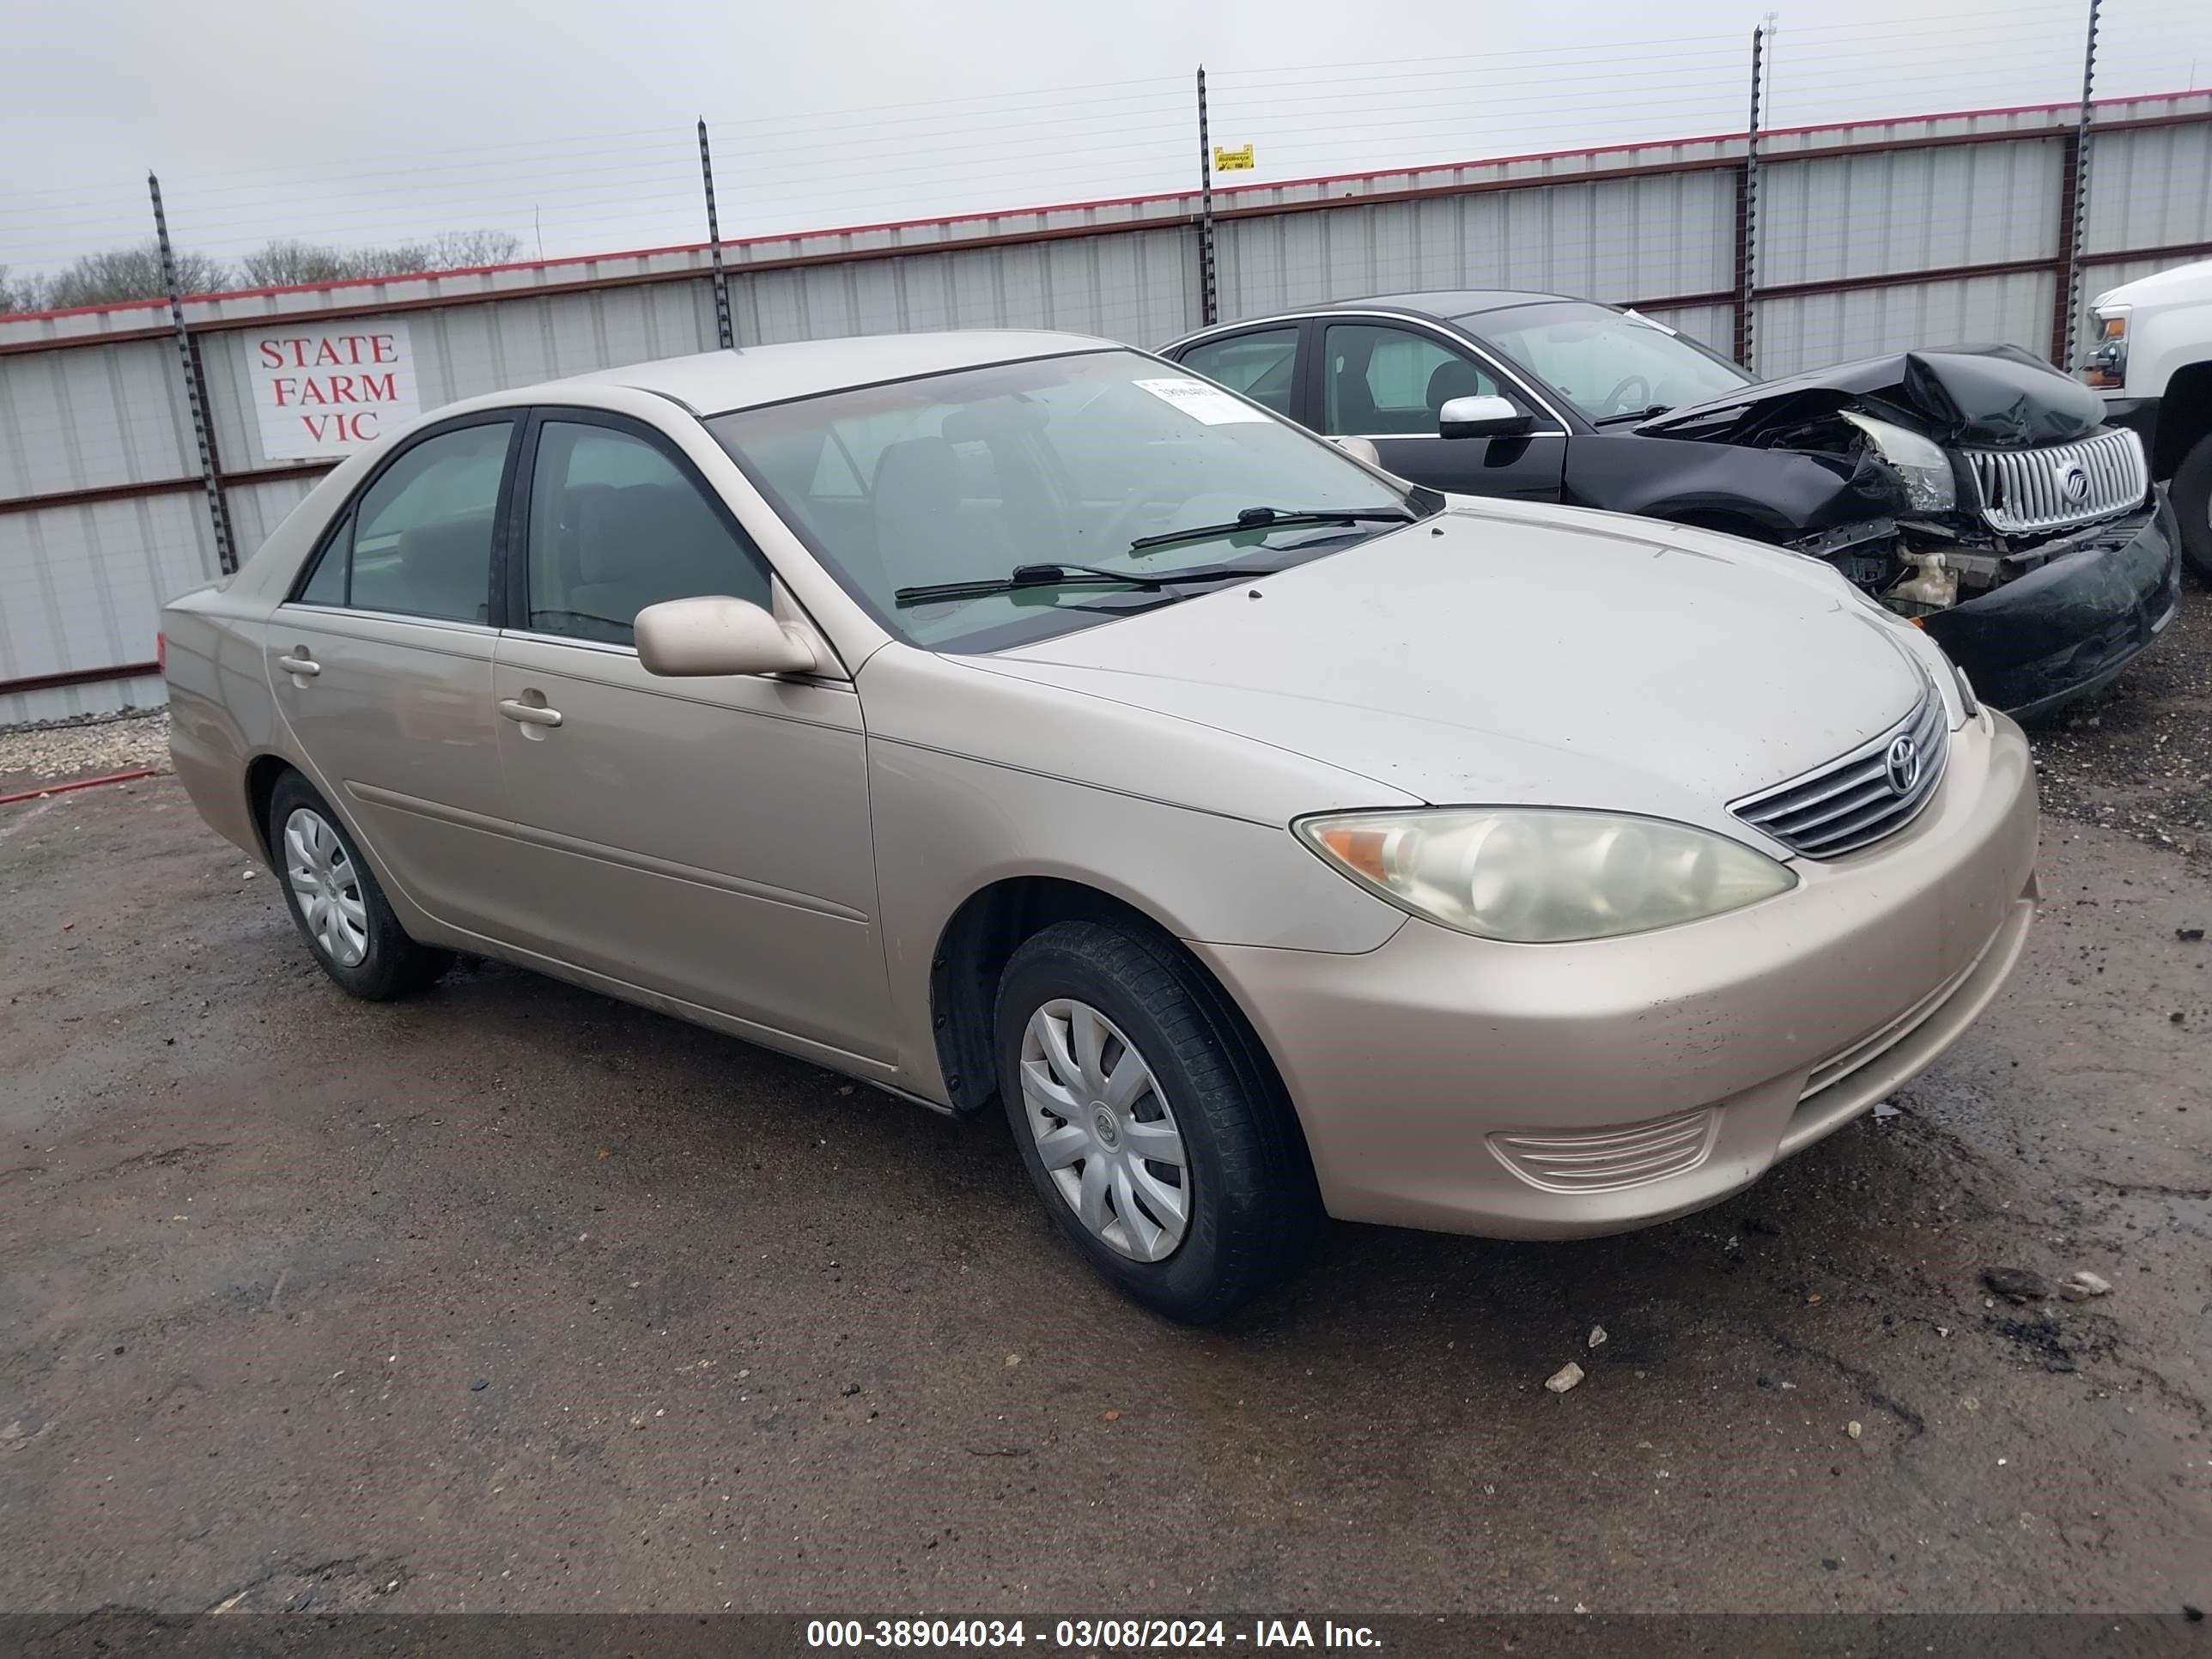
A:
[485, 410, 890, 1060]
[1314, 319, 1566, 500]
[264, 414, 520, 932]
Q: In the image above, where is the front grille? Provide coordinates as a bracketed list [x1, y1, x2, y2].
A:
[1965, 428, 2147, 536]
[1730, 686, 1949, 859]
[1488, 1107, 1717, 1194]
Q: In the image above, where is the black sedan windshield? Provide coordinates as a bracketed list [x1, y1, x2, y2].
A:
[708, 349, 1423, 652]
[1472, 301, 1754, 422]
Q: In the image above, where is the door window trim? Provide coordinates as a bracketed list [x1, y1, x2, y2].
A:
[1173, 311, 1574, 437]
[283, 410, 526, 617]
[504, 404, 852, 684]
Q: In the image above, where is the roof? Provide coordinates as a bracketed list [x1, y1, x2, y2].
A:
[1334, 289, 1584, 320]
[556, 329, 1121, 414]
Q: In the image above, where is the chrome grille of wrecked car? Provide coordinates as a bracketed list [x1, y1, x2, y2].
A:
[1730, 685, 1949, 859]
[1965, 428, 2147, 536]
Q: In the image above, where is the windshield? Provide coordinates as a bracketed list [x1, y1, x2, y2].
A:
[1471, 301, 1754, 422]
[707, 349, 1425, 652]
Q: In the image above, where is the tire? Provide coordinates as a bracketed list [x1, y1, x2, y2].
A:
[2172, 432, 2212, 581]
[265, 772, 452, 1000]
[994, 920, 1317, 1323]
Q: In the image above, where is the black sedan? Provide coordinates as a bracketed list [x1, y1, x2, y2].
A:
[1161, 292, 2182, 715]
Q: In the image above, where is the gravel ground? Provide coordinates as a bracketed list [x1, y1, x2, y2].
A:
[0, 708, 172, 798]
[2032, 576, 2212, 860]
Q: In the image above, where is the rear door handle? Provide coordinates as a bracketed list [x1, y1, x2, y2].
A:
[276, 653, 320, 677]
[497, 698, 563, 728]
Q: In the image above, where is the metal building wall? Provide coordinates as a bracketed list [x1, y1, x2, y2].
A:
[2, 94, 2208, 724]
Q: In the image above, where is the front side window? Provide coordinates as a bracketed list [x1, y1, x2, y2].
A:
[1179, 328, 1300, 418]
[708, 349, 1426, 653]
[1322, 323, 1499, 436]
[318, 421, 512, 622]
[523, 422, 771, 646]
[1472, 302, 1753, 422]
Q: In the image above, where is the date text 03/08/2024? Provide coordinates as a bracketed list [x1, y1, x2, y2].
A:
[805, 1620, 1382, 1649]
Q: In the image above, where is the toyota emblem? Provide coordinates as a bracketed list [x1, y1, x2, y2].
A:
[2061, 465, 2090, 504]
[1885, 734, 1922, 796]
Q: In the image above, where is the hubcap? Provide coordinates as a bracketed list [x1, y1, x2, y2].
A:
[283, 807, 369, 969]
[1019, 999, 1189, 1262]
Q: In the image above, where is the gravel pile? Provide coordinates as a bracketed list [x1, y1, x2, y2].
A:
[2030, 576, 2211, 860]
[0, 708, 173, 795]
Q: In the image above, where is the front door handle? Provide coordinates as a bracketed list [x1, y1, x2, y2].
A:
[497, 697, 563, 728]
[276, 653, 320, 678]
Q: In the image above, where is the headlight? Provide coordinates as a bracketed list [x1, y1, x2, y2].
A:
[1842, 412, 1955, 514]
[2085, 307, 2128, 388]
[1296, 808, 1797, 944]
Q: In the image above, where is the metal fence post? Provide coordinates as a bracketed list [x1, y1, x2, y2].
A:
[1196, 66, 1220, 329]
[2057, 0, 2102, 369]
[1734, 24, 1766, 374]
[699, 118, 735, 351]
[149, 172, 235, 576]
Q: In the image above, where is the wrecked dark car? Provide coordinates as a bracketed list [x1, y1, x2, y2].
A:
[1161, 294, 2183, 714]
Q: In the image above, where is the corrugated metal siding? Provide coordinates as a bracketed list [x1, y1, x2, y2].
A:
[1759, 139, 2063, 286]
[0, 339, 196, 500]
[0, 492, 212, 722]
[1756, 270, 2059, 378]
[2083, 119, 2212, 255]
[0, 672, 166, 728]
[1218, 169, 1735, 320]
[733, 227, 1196, 348]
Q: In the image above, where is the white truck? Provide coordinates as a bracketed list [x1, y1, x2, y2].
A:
[2087, 258, 2212, 577]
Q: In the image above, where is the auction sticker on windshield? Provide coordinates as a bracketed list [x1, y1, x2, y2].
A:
[1133, 377, 1272, 424]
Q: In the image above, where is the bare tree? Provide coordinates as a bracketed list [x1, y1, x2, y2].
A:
[6, 228, 527, 315]
[239, 230, 525, 288]
[0, 264, 40, 314]
[37, 242, 234, 309]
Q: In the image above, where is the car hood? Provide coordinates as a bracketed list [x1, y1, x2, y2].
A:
[1637, 343, 2106, 449]
[985, 501, 1933, 825]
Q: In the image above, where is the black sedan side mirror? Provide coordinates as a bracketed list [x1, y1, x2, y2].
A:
[1438, 394, 1534, 439]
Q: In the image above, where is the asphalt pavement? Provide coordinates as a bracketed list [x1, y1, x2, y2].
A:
[1, 763, 2206, 1617]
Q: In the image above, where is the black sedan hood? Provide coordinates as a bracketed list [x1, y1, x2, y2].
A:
[1637, 343, 2104, 449]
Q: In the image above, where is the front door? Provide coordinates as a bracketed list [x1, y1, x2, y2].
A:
[1314, 320, 1566, 500]
[487, 410, 890, 1062]
[264, 414, 520, 933]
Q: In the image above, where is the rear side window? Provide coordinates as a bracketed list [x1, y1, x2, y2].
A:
[298, 422, 512, 623]
[1180, 328, 1299, 418]
[523, 421, 772, 646]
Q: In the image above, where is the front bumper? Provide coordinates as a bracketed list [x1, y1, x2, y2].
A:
[1194, 709, 2039, 1239]
[1920, 492, 2182, 719]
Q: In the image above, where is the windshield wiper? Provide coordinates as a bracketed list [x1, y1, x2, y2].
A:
[1591, 404, 1674, 427]
[1127, 503, 1414, 554]
[893, 561, 1274, 607]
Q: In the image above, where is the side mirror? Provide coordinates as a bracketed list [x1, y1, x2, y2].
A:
[1438, 394, 1533, 440]
[1328, 435, 1384, 468]
[635, 595, 818, 678]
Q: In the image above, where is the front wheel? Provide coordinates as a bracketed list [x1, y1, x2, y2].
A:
[994, 920, 1316, 1323]
[2172, 432, 2212, 580]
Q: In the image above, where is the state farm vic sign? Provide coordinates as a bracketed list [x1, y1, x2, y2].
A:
[246, 321, 422, 459]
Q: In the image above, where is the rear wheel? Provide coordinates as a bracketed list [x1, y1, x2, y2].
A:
[994, 920, 1316, 1323]
[2172, 432, 2212, 580]
[266, 773, 451, 1000]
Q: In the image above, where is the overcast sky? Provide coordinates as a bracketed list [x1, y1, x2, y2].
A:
[4, 0, 2206, 286]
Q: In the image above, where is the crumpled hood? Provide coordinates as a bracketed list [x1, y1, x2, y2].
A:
[1638, 343, 2106, 449]
[988, 501, 1933, 823]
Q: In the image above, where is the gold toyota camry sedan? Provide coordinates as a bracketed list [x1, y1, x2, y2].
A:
[164, 332, 2039, 1322]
